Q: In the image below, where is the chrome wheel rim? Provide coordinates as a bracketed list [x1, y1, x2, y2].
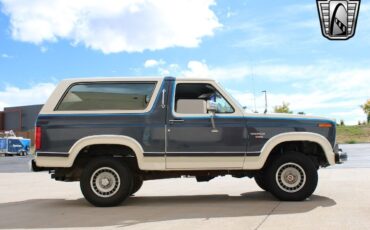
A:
[276, 162, 306, 193]
[90, 167, 120, 198]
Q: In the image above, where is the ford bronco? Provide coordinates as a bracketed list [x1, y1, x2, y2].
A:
[31, 76, 347, 206]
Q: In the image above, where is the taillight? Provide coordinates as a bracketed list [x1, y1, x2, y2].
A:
[35, 127, 41, 151]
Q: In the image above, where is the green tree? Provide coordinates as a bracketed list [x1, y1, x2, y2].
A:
[274, 102, 293, 114]
[360, 99, 370, 123]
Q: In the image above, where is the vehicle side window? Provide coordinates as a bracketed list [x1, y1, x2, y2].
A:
[56, 82, 156, 111]
[174, 83, 234, 114]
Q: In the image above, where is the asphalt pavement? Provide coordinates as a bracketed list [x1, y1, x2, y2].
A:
[0, 154, 32, 173]
[333, 143, 370, 168]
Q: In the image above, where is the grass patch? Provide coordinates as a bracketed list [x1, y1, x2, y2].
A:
[337, 124, 370, 144]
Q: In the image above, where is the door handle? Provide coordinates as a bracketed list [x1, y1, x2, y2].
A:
[161, 89, 166, 108]
[169, 119, 184, 123]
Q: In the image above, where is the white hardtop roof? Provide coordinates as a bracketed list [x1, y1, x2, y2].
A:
[61, 76, 214, 83]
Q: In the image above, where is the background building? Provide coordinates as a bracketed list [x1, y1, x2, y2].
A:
[0, 104, 43, 140]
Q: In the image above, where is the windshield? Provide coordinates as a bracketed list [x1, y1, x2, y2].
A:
[216, 81, 245, 111]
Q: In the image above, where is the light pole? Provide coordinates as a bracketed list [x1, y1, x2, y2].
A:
[262, 90, 267, 114]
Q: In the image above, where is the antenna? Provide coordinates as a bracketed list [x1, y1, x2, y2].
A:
[262, 90, 267, 114]
[251, 66, 257, 113]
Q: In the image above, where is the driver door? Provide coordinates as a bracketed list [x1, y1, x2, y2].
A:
[165, 81, 247, 169]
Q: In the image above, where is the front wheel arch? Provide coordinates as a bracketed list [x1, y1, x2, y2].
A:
[262, 141, 327, 170]
[243, 133, 335, 170]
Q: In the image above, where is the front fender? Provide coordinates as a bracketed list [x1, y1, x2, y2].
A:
[243, 132, 335, 170]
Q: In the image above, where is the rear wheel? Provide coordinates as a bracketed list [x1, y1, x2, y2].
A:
[131, 175, 143, 195]
[266, 152, 318, 201]
[80, 157, 133, 207]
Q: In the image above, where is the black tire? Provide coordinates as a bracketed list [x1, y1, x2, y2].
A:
[80, 157, 133, 207]
[265, 152, 318, 201]
[131, 175, 143, 195]
[254, 172, 269, 191]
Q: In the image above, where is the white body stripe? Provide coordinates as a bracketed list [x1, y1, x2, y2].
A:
[35, 132, 335, 170]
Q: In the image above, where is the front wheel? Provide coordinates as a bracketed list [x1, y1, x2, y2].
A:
[80, 157, 133, 207]
[266, 152, 318, 201]
[254, 172, 269, 191]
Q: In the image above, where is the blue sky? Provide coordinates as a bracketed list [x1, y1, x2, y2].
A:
[0, 0, 369, 124]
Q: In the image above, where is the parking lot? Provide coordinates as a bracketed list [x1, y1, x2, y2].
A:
[0, 144, 369, 229]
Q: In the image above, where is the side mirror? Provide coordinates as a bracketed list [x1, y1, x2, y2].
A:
[206, 100, 218, 133]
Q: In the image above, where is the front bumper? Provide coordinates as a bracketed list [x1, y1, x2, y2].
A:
[334, 144, 348, 164]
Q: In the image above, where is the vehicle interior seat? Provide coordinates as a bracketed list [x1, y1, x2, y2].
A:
[176, 99, 207, 114]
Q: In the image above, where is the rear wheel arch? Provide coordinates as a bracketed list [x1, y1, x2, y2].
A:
[74, 144, 140, 172]
[68, 135, 145, 169]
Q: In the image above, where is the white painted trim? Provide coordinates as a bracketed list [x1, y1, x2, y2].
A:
[166, 151, 245, 153]
[165, 156, 244, 169]
[40, 78, 164, 115]
[35, 133, 335, 171]
[35, 135, 165, 170]
[243, 132, 336, 170]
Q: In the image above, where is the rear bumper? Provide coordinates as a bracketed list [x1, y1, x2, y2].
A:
[334, 144, 348, 164]
[30, 159, 49, 172]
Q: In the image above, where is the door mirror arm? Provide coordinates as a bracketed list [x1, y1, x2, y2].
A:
[207, 100, 218, 133]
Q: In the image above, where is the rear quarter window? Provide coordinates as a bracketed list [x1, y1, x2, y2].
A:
[56, 82, 156, 111]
